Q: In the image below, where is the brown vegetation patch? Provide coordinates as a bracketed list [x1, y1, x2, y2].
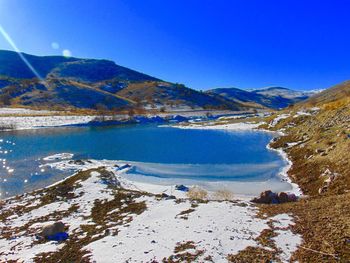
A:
[259, 193, 350, 262]
[176, 208, 195, 220]
[227, 246, 279, 263]
[162, 241, 205, 263]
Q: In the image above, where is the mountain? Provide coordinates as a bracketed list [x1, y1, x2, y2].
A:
[206, 86, 314, 109]
[0, 50, 247, 112]
[0, 50, 159, 82]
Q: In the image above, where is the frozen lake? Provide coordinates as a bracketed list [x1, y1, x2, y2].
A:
[0, 124, 293, 197]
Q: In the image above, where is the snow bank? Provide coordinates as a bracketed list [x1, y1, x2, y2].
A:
[0, 115, 96, 130]
[0, 167, 302, 262]
[269, 114, 290, 128]
[266, 142, 302, 196]
[43, 153, 74, 161]
[0, 107, 57, 115]
[173, 121, 264, 131]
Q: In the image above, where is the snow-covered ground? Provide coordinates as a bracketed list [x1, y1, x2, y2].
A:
[268, 114, 291, 128]
[0, 107, 57, 116]
[173, 121, 264, 131]
[0, 115, 97, 130]
[0, 108, 251, 131]
[0, 164, 302, 262]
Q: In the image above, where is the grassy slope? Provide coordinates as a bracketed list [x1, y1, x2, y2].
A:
[255, 83, 350, 262]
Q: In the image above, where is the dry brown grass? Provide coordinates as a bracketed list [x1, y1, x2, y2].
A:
[162, 241, 205, 263]
[186, 187, 208, 200]
[213, 189, 234, 201]
[259, 95, 350, 262]
[259, 193, 350, 262]
[323, 97, 350, 111]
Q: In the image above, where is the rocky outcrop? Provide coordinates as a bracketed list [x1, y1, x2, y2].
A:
[251, 190, 297, 204]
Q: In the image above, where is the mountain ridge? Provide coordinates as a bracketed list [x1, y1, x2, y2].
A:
[0, 50, 247, 111]
[206, 86, 315, 109]
[0, 50, 313, 112]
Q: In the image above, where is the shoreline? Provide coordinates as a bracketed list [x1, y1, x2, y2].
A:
[0, 108, 255, 131]
[0, 117, 301, 201]
[41, 158, 281, 201]
[171, 120, 303, 196]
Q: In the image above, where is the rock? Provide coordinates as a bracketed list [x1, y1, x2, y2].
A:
[69, 159, 85, 165]
[287, 193, 297, 202]
[166, 195, 176, 200]
[40, 222, 65, 238]
[252, 190, 297, 204]
[175, 185, 189, 192]
[251, 190, 274, 204]
[278, 192, 289, 203]
[160, 193, 169, 198]
[319, 186, 328, 194]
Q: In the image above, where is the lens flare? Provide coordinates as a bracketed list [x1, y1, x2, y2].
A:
[0, 24, 43, 81]
[51, 42, 60, 49]
[62, 49, 72, 57]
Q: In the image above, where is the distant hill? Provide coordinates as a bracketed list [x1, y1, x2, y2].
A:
[206, 86, 315, 109]
[299, 80, 350, 107]
[0, 50, 159, 82]
[0, 50, 248, 111]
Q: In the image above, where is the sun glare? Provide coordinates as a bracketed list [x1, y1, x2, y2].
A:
[0, 24, 43, 81]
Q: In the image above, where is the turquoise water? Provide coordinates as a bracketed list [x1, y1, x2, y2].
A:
[0, 124, 291, 197]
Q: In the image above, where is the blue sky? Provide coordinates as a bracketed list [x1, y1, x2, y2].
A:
[0, 0, 350, 90]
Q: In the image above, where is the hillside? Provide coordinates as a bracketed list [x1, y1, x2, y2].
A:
[0, 50, 248, 112]
[259, 80, 350, 261]
[207, 86, 314, 109]
[299, 80, 350, 107]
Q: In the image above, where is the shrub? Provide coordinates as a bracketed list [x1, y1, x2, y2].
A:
[186, 186, 208, 200]
[213, 189, 234, 201]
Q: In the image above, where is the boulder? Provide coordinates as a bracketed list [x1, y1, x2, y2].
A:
[40, 222, 65, 238]
[252, 190, 274, 204]
[278, 192, 289, 203]
[287, 193, 297, 202]
[252, 191, 297, 204]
